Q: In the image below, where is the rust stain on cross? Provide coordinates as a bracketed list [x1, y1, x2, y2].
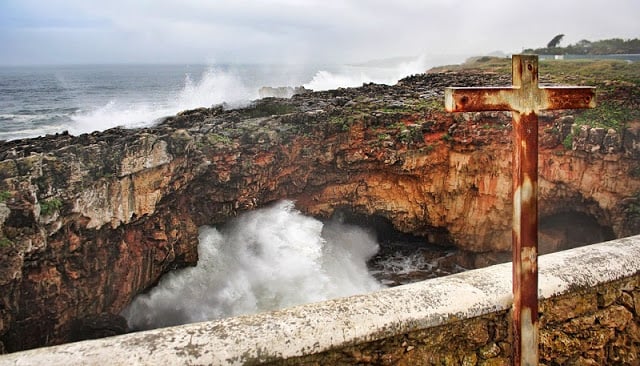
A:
[444, 54, 595, 366]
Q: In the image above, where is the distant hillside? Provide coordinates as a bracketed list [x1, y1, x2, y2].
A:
[428, 56, 640, 86]
[524, 38, 640, 55]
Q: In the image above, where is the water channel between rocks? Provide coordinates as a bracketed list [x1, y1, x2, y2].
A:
[367, 240, 466, 287]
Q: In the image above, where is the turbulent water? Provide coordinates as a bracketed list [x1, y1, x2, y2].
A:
[122, 201, 465, 331]
[0, 57, 436, 141]
[122, 201, 383, 331]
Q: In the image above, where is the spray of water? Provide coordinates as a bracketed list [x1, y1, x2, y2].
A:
[70, 56, 429, 135]
[176, 68, 255, 110]
[68, 67, 254, 135]
[303, 54, 430, 91]
[121, 200, 382, 331]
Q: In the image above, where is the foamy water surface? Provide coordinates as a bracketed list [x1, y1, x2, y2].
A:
[122, 201, 382, 331]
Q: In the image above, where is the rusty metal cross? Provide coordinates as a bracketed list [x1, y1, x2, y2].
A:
[444, 54, 595, 366]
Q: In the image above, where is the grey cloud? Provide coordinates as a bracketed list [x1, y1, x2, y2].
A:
[1, 0, 638, 65]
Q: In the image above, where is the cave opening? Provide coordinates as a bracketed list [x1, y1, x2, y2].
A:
[458, 210, 617, 271]
[327, 208, 466, 286]
[539, 211, 615, 254]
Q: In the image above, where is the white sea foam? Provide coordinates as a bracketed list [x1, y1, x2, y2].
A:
[68, 101, 165, 135]
[176, 68, 255, 110]
[121, 200, 382, 331]
[67, 67, 255, 136]
[303, 54, 430, 91]
[0, 114, 38, 124]
[375, 251, 435, 276]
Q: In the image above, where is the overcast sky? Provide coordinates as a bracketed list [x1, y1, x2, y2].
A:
[0, 0, 638, 66]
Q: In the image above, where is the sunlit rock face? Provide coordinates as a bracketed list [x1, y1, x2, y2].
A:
[0, 71, 638, 352]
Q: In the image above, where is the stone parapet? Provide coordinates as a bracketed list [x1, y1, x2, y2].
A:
[1, 235, 638, 365]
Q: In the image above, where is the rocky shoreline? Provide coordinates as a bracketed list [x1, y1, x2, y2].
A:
[0, 69, 639, 352]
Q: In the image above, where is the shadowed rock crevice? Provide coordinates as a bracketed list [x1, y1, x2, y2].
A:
[539, 211, 615, 254]
[327, 207, 452, 246]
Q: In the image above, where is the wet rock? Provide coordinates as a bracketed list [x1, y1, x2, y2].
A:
[603, 128, 622, 153]
[623, 122, 640, 159]
[558, 115, 575, 139]
[587, 127, 606, 147]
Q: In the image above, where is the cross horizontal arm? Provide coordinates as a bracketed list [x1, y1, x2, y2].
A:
[444, 87, 515, 112]
[540, 86, 596, 111]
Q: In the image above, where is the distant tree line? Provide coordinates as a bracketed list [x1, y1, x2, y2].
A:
[524, 37, 640, 55]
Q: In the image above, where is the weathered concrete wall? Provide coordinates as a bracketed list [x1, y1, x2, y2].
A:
[1, 235, 639, 365]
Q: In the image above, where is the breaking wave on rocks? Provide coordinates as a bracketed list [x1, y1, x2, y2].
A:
[122, 200, 382, 331]
[0, 64, 259, 141]
[303, 54, 431, 91]
[67, 67, 254, 136]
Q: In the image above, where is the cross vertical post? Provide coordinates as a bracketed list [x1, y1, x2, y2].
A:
[444, 55, 595, 366]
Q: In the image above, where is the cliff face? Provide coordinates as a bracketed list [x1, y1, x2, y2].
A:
[0, 72, 638, 352]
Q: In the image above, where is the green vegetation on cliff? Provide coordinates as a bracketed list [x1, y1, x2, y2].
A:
[524, 37, 640, 55]
[430, 56, 640, 138]
[432, 56, 640, 85]
[40, 197, 63, 216]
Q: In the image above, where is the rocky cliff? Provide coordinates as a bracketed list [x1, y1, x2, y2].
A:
[0, 70, 639, 352]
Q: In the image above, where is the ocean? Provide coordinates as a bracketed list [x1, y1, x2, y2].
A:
[0, 58, 436, 141]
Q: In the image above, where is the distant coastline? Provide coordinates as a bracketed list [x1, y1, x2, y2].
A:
[524, 37, 640, 57]
[537, 54, 640, 62]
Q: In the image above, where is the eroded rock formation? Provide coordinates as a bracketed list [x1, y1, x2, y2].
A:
[0, 71, 638, 352]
